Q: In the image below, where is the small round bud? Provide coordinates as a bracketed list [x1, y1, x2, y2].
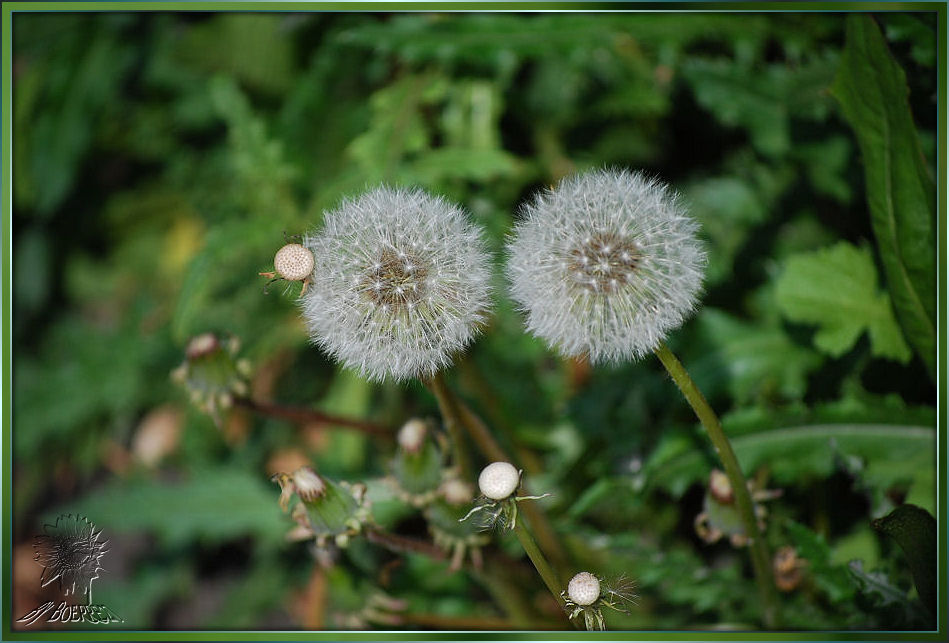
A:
[292, 466, 326, 502]
[274, 243, 315, 282]
[397, 419, 428, 453]
[567, 572, 601, 606]
[478, 462, 520, 500]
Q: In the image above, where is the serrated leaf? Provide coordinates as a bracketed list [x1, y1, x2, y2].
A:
[691, 308, 822, 404]
[871, 504, 936, 616]
[831, 15, 935, 377]
[775, 242, 911, 362]
[682, 55, 835, 157]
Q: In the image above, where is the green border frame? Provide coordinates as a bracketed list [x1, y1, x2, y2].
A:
[1, 1, 945, 641]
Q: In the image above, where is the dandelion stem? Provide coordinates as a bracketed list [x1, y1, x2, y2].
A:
[448, 386, 571, 572]
[654, 341, 779, 628]
[425, 373, 473, 481]
[512, 520, 580, 629]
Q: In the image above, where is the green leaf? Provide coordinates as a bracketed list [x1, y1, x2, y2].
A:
[871, 504, 936, 616]
[831, 15, 935, 377]
[775, 242, 911, 362]
[691, 308, 822, 404]
[682, 55, 835, 157]
[646, 424, 934, 511]
[45, 468, 287, 548]
[786, 521, 855, 603]
[848, 560, 930, 628]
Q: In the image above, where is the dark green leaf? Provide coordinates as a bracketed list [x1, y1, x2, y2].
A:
[831, 15, 936, 377]
[871, 504, 936, 616]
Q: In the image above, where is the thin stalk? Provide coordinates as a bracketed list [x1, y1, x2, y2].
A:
[512, 520, 579, 630]
[233, 397, 391, 437]
[424, 373, 473, 481]
[453, 393, 570, 571]
[365, 528, 447, 561]
[653, 342, 779, 628]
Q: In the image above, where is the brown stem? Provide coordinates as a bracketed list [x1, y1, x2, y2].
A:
[423, 373, 473, 480]
[233, 397, 391, 437]
[365, 528, 447, 561]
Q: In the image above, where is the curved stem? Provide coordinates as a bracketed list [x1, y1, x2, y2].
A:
[654, 342, 779, 628]
[449, 388, 570, 571]
[233, 397, 391, 437]
[512, 520, 579, 630]
[424, 373, 473, 481]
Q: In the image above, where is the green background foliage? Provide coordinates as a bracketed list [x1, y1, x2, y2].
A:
[11, 10, 937, 631]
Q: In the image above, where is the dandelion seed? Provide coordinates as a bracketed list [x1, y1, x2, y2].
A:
[507, 169, 706, 363]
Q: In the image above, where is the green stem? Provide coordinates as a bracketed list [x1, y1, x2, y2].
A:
[425, 373, 473, 481]
[453, 394, 570, 572]
[654, 341, 779, 629]
[512, 520, 579, 629]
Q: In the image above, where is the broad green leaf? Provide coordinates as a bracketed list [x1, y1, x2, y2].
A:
[832, 15, 935, 377]
[848, 560, 930, 628]
[775, 242, 911, 362]
[871, 504, 936, 616]
[44, 468, 286, 548]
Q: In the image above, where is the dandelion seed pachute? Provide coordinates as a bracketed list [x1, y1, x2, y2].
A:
[302, 187, 493, 381]
[507, 168, 707, 363]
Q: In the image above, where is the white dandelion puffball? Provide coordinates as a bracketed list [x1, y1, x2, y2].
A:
[302, 187, 492, 381]
[478, 461, 520, 500]
[567, 572, 601, 606]
[507, 169, 706, 364]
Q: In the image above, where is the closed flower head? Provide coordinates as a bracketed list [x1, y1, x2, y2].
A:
[507, 169, 706, 363]
[302, 187, 492, 381]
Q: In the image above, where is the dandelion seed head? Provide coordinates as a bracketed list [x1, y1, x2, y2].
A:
[507, 169, 706, 363]
[301, 187, 492, 381]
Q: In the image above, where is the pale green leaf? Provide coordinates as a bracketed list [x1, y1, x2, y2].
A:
[775, 242, 911, 362]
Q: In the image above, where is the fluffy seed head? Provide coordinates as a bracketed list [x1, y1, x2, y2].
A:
[567, 572, 601, 606]
[478, 461, 520, 500]
[302, 187, 492, 381]
[273, 243, 315, 282]
[507, 169, 706, 363]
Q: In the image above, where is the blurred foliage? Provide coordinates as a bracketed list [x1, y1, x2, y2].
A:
[12, 11, 937, 631]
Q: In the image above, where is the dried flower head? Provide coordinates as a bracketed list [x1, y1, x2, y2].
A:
[301, 187, 492, 381]
[507, 169, 706, 363]
[561, 572, 638, 631]
[567, 572, 601, 606]
[171, 333, 252, 425]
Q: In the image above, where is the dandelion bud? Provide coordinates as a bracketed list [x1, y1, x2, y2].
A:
[478, 461, 520, 500]
[397, 419, 428, 453]
[301, 187, 492, 381]
[567, 572, 601, 606]
[172, 332, 251, 425]
[507, 169, 706, 363]
[292, 466, 326, 502]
